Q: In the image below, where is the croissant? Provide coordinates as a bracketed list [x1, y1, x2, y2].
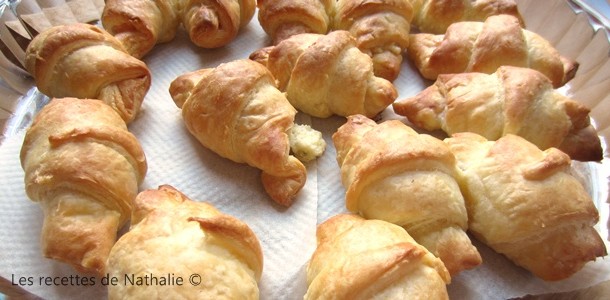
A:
[306, 213, 450, 299]
[107, 185, 263, 299]
[393, 66, 603, 162]
[332, 115, 481, 275]
[333, 0, 413, 81]
[170, 59, 316, 206]
[257, 0, 334, 44]
[19, 98, 147, 274]
[407, 14, 578, 88]
[409, 0, 524, 34]
[444, 133, 606, 281]
[250, 30, 397, 118]
[24, 23, 151, 123]
[102, 0, 256, 58]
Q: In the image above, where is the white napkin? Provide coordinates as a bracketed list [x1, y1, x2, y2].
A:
[2, 1, 610, 299]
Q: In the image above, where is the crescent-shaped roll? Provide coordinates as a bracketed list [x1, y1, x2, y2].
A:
[25, 23, 151, 123]
[393, 66, 603, 162]
[107, 185, 263, 299]
[102, 0, 256, 58]
[332, 115, 481, 275]
[305, 213, 450, 299]
[409, 0, 524, 34]
[333, 0, 414, 81]
[182, 0, 256, 48]
[101, 0, 182, 58]
[20, 98, 147, 274]
[444, 133, 607, 281]
[257, 0, 334, 44]
[250, 30, 397, 118]
[169, 59, 310, 206]
[407, 14, 578, 88]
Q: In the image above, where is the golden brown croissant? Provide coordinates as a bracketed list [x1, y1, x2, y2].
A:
[333, 0, 413, 81]
[409, 0, 524, 34]
[444, 133, 607, 281]
[393, 66, 603, 162]
[107, 185, 263, 299]
[332, 115, 481, 275]
[250, 30, 397, 118]
[19, 98, 147, 274]
[306, 213, 450, 299]
[169, 59, 312, 206]
[257, 0, 334, 44]
[25, 23, 151, 123]
[102, 0, 256, 58]
[407, 14, 578, 88]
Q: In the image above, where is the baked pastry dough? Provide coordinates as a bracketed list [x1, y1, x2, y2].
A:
[169, 59, 311, 206]
[257, 0, 334, 44]
[407, 14, 577, 88]
[305, 213, 450, 299]
[333, 115, 481, 275]
[250, 30, 397, 118]
[393, 66, 602, 162]
[25, 23, 151, 123]
[107, 185, 263, 299]
[409, 0, 524, 34]
[445, 133, 607, 281]
[102, 0, 256, 58]
[20, 98, 147, 274]
[333, 0, 414, 81]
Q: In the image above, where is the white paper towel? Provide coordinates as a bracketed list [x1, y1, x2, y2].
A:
[1, 0, 610, 299]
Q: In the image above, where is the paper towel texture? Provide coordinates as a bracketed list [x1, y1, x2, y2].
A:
[1, 0, 610, 299]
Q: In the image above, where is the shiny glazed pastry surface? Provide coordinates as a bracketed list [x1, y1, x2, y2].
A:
[333, 115, 481, 275]
[25, 23, 151, 123]
[250, 30, 397, 118]
[20, 97, 147, 274]
[445, 133, 606, 281]
[170, 59, 307, 206]
[305, 213, 450, 299]
[107, 185, 263, 299]
[393, 66, 602, 161]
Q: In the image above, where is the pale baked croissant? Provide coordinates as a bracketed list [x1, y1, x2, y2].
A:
[169, 59, 308, 206]
[257, 0, 334, 44]
[25, 23, 151, 123]
[409, 0, 524, 34]
[445, 133, 607, 281]
[333, 115, 481, 275]
[306, 213, 450, 299]
[102, 0, 256, 58]
[20, 98, 147, 274]
[407, 14, 578, 88]
[107, 185, 263, 299]
[250, 30, 397, 118]
[333, 0, 414, 81]
[393, 66, 603, 162]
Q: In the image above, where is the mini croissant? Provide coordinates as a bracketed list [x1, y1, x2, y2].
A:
[409, 0, 524, 34]
[333, 115, 481, 275]
[333, 0, 414, 81]
[25, 23, 151, 123]
[107, 185, 263, 299]
[393, 66, 602, 161]
[306, 213, 450, 299]
[170, 59, 307, 206]
[257, 0, 334, 44]
[250, 30, 397, 118]
[102, 0, 256, 58]
[407, 14, 577, 88]
[445, 133, 606, 281]
[20, 98, 147, 274]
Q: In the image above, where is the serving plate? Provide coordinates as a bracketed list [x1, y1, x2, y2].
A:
[0, 0, 609, 299]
